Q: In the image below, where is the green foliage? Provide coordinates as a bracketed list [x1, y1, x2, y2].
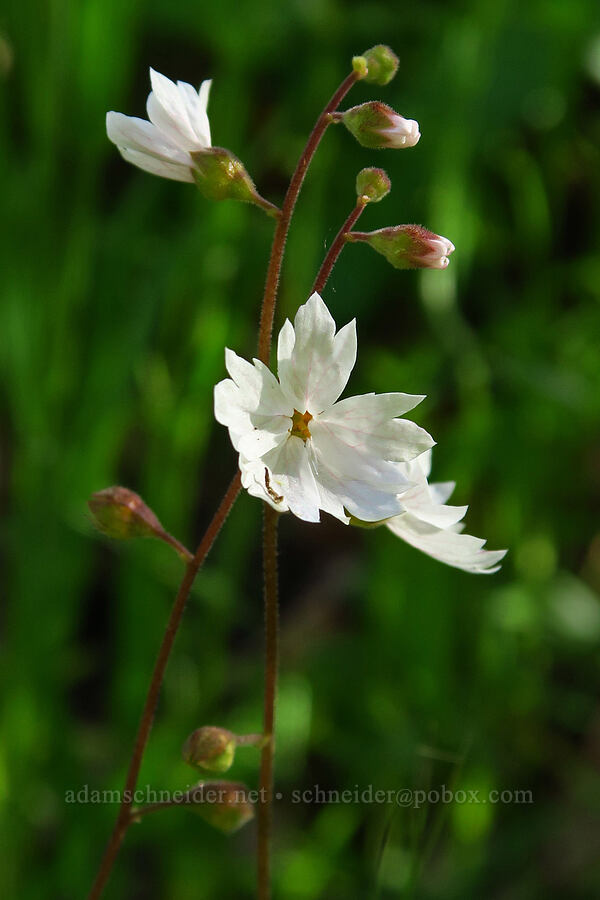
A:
[1, 0, 599, 897]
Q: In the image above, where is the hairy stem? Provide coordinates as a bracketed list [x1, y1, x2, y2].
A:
[257, 504, 280, 900]
[257, 70, 358, 364]
[311, 199, 367, 295]
[87, 472, 242, 900]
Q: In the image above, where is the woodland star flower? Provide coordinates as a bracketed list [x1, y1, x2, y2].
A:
[106, 68, 212, 182]
[214, 292, 434, 524]
[386, 451, 507, 573]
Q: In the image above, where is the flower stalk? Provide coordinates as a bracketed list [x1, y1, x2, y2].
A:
[257, 504, 280, 900]
[87, 472, 241, 900]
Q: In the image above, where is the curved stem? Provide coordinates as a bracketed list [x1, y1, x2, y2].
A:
[257, 504, 280, 900]
[87, 472, 242, 900]
[311, 199, 367, 295]
[256, 71, 358, 364]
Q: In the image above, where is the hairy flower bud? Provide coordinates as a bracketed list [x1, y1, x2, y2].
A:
[353, 45, 399, 85]
[338, 102, 420, 149]
[88, 487, 165, 540]
[347, 225, 455, 270]
[191, 148, 279, 217]
[182, 726, 237, 774]
[187, 781, 254, 834]
[355, 167, 391, 204]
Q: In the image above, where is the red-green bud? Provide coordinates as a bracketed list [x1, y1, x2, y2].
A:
[190, 147, 279, 217]
[182, 727, 237, 774]
[337, 102, 420, 149]
[355, 167, 391, 204]
[347, 225, 455, 270]
[88, 486, 192, 561]
[353, 45, 399, 86]
[89, 487, 164, 540]
[187, 781, 254, 834]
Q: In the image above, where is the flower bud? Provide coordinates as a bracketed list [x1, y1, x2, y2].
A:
[353, 45, 399, 86]
[187, 781, 254, 834]
[355, 167, 391, 204]
[338, 102, 420, 149]
[88, 487, 166, 540]
[190, 147, 279, 217]
[182, 726, 237, 774]
[347, 225, 455, 270]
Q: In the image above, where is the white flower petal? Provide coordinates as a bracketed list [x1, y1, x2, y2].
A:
[310, 420, 412, 490]
[214, 378, 253, 448]
[238, 418, 290, 460]
[147, 68, 201, 151]
[224, 349, 292, 417]
[312, 449, 406, 521]
[117, 147, 194, 182]
[322, 392, 426, 427]
[387, 513, 507, 573]
[176, 78, 212, 146]
[263, 438, 321, 522]
[429, 481, 456, 504]
[315, 415, 433, 468]
[278, 292, 347, 412]
[106, 112, 191, 165]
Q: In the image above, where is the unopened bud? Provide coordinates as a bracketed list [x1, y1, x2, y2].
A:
[338, 102, 420, 149]
[347, 225, 455, 270]
[353, 45, 399, 86]
[190, 147, 279, 217]
[187, 781, 254, 834]
[89, 487, 165, 540]
[182, 726, 237, 774]
[356, 167, 391, 204]
[88, 486, 192, 561]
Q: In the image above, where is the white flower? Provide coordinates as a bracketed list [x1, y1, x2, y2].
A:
[106, 68, 212, 182]
[214, 293, 434, 524]
[386, 451, 507, 573]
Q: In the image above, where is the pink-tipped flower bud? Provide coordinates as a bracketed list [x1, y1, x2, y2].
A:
[182, 726, 237, 774]
[190, 147, 279, 217]
[355, 167, 391, 204]
[352, 45, 399, 86]
[187, 781, 254, 834]
[338, 102, 420, 149]
[88, 487, 166, 540]
[347, 225, 455, 270]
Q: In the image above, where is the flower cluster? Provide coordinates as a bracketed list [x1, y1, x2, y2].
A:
[106, 62, 505, 574]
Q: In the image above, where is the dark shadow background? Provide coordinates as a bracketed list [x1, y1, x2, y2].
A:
[1, 0, 600, 897]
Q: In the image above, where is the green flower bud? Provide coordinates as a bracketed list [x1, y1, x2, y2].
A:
[187, 781, 255, 834]
[182, 726, 237, 774]
[359, 45, 399, 86]
[347, 225, 455, 270]
[355, 167, 391, 204]
[88, 487, 165, 541]
[338, 102, 420, 149]
[190, 147, 280, 217]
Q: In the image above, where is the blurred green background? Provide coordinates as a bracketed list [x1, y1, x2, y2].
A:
[1, 0, 600, 897]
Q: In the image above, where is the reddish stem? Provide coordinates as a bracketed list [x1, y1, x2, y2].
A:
[256, 71, 359, 364]
[311, 199, 367, 295]
[257, 504, 280, 900]
[87, 473, 242, 900]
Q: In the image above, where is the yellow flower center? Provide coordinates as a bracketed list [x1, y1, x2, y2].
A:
[290, 409, 313, 441]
